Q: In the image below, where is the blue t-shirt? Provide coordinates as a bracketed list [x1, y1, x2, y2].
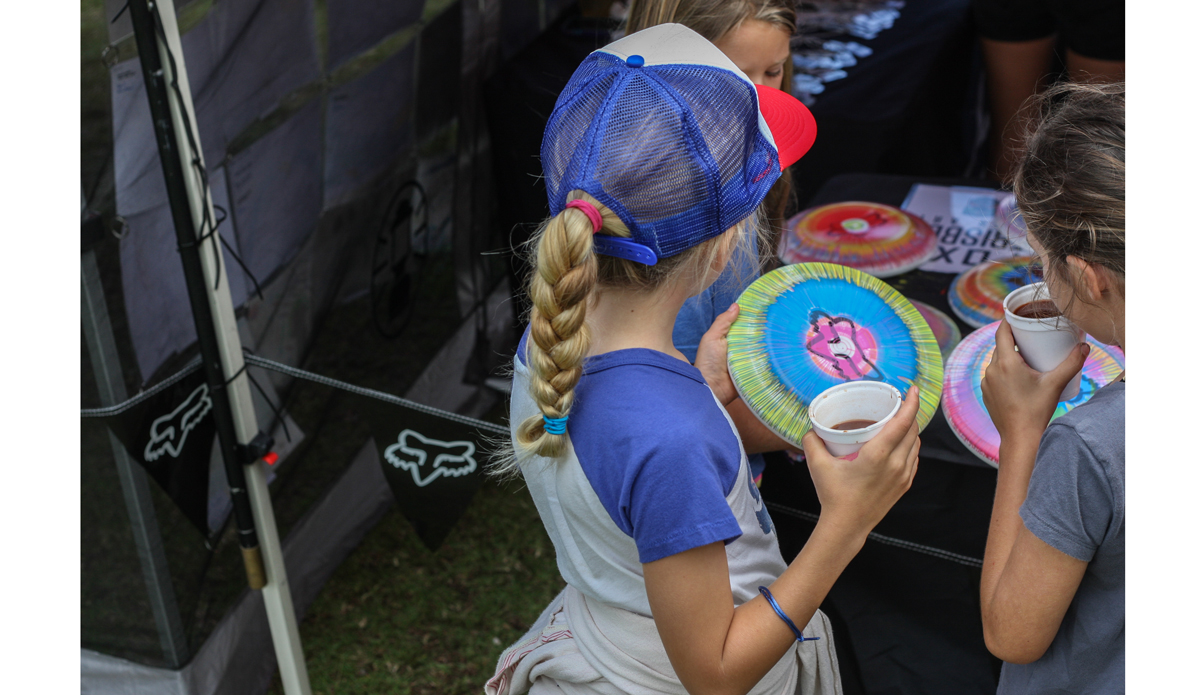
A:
[518, 331, 746, 562]
[999, 381, 1125, 695]
[673, 239, 767, 480]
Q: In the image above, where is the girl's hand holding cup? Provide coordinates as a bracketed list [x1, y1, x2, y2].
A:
[981, 317, 1089, 447]
[802, 385, 921, 540]
[1001, 282, 1086, 401]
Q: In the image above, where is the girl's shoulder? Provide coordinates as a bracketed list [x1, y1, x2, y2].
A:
[572, 349, 743, 473]
[1046, 381, 1124, 443]
[575, 349, 734, 442]
[516, 325, 740, 465]
[1036, 381, 1124, 486]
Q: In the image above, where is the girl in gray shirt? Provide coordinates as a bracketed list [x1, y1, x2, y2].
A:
[979, 81, 1125, 694]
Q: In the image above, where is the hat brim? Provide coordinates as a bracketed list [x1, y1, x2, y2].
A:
[755, 84, 817, 170]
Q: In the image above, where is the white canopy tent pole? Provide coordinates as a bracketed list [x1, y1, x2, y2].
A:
[133, 1, 312, 692]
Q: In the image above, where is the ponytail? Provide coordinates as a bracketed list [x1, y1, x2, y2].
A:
[512, 192, 632, 463]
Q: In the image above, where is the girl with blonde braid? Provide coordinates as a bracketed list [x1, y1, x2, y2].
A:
[487, 24, 922, 695]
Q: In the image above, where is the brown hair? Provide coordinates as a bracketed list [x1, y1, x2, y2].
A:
[494, 192, 748, 471]
[1012, 81, 1125, 313]
[623, 0, 797, 271]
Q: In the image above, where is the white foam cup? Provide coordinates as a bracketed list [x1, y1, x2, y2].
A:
[809, 381, 904, 457]
[1002, 282, 1085, 401]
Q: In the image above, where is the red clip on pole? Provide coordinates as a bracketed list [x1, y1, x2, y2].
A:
[263, 452, 279, 466]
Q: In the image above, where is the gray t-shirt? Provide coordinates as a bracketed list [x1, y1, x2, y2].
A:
[999, 381, 1125, 695]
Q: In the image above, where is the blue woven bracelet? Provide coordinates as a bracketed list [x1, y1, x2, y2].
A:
[758, 586, 820, 643]
[542, 415, 568, 435]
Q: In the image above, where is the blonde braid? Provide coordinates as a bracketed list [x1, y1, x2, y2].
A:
[515, 194, 611, 458]
[489, 192, 745, 477]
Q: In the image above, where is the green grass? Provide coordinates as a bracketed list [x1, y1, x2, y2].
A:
[266, 479, 565, 695]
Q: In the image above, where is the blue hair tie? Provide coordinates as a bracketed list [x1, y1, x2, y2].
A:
[543, 415, 568, 435]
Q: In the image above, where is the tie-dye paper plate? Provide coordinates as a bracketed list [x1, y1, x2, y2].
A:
[910, 300, 962, 359]
[777, 201, 938, 278]
[948, 255, 1040, 329]
[942, 321, 1125, 467]
[727, 263, 944, 449]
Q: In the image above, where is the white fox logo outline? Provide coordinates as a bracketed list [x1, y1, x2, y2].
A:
[144, 384, 213, 462]
[384, 429, 477, 487]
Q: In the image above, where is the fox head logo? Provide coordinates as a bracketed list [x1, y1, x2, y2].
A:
[144, 384, 213, 462]
[384, 429, 477, 487]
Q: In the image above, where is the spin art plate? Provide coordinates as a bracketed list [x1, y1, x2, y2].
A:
[727, 263, 943, 449]
[948, 255, 1040, 329]
[910, 300, 962, 359]
[941, 321, 1125, 467]
[777, 201, 938, 278]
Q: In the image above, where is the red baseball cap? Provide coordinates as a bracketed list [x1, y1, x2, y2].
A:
[755, 83, 818, 169]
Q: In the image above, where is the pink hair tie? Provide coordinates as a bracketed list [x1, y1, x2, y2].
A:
[565, 199, 603, 233]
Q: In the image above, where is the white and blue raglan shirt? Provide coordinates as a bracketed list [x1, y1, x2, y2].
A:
[512, 330, 787, 617]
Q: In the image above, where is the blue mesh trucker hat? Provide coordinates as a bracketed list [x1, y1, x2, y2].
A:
[541, 23, 817, 265]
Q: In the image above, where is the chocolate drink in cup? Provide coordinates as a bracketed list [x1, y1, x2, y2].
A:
[833, 419, 877, 431]
[1002, 282, 1084, 401]
[809, 382, 902, 456]
[1013, 300, 1060, 319]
